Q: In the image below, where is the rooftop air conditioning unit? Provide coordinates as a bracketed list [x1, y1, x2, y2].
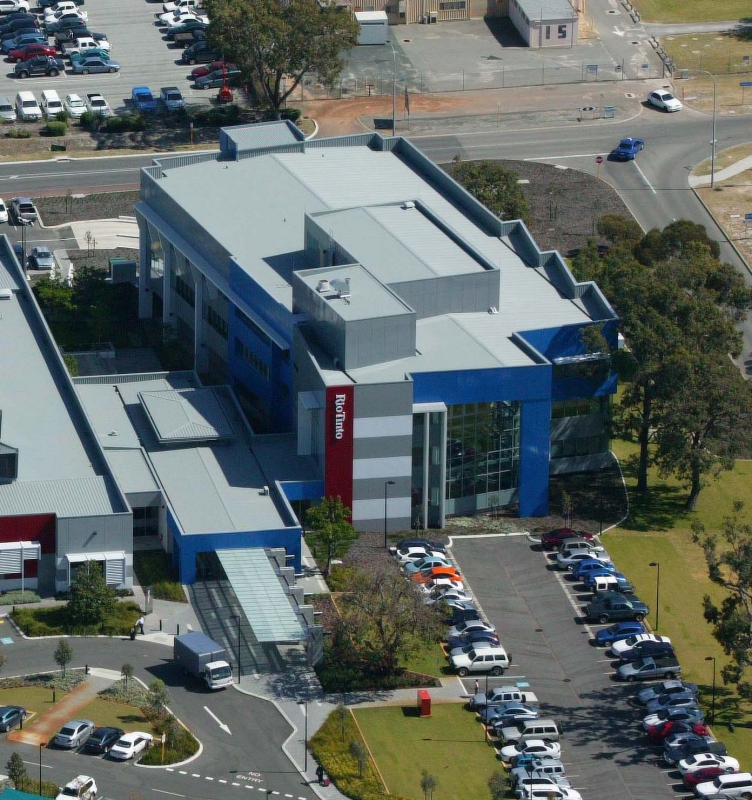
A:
[401, 201, 416, 210]
[316, 279, 332, 293]
[0, 289, 11, 300]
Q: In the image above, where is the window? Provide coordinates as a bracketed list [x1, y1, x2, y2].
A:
[551, 398, 605, 419]
[175, 274, 195, 307]
[545, 25, 550, 38]
[235, 308, 271, 348]
[206, 306, 228, 339]
[550, 434, 609, 460]
[439, 0, 465, 8]
[234, 337, 270, 380]
[558, 24, 567, 37]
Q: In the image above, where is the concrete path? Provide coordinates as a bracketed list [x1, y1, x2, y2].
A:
[69, 218, 138, 250]
[643, 20, 751, 36]
[689, 154, 752, 186]
[8, 674, 112, 746]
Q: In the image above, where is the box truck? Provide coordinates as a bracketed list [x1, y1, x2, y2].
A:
[174, 632, 233, 690]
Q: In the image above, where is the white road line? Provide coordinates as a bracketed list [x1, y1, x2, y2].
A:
[249, 786, 258, 790]
[552, 569, 594, 636]
[22, 760, 51, 769]
[219, 779, 228, 784]
[232, 783, 240, 787]
[633, 160, 657, 194]
[191, 774, 200, 778]
[165, 768, 174, 772]
[525, 152, 607, 161]
[178, 771, 187, 775]
[151, 791, 185, 798]
[0, 167, 139, 181]
[285, 794, 293, 797]
[205, 777, 214, 781]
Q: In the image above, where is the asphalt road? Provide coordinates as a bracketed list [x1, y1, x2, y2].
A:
[450, 535, 688, 800]
[0, 635, 311, 800]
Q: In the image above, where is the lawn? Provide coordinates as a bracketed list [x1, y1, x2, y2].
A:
[662, 33, 752, 74]
[353, 704, 498, 800]
[76, 698, 149, 732]
[0, 687, 63, 720]
[401, 641, 448, 679]
[631, 0, 751, 23]
[603, 439, 752, 765]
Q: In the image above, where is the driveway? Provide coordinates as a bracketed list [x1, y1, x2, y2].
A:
[450, 534, 678, 800]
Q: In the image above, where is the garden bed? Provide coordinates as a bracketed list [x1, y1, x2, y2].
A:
[12, 601, 142, 637]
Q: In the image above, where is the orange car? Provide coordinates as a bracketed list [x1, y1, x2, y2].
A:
[411, 566, 461, 584]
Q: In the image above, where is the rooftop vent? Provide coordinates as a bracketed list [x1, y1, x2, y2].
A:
[0, 289, 12, 301]
[488, 306, 498, 314]
[330, 278, 351, 298]
[401, 201, 416, 210]
[316, 279, 332, 293]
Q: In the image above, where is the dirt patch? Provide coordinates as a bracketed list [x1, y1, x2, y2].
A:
[696, 175, 752, 269]
[35, 191, 140, 226]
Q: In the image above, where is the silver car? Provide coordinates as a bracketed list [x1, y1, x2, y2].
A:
[0, 95, 15, 122]
[29, 246, 54, 270]
[54, 719, 94, 749]
[71, 55, 119, 74]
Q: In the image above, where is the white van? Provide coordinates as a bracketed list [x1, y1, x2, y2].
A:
[40, 90, 64, 119]
[15, 91, 41, 122]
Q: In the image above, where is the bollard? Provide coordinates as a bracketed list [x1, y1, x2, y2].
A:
[52, 690, 56, 703]
[160, 619, 163, 632]
[85, 664, 90, 675]
[177, 623, 180, 636]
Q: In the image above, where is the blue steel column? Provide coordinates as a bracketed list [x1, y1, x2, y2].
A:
[518, 398, 551, 517]
[137, 215, 153, 320]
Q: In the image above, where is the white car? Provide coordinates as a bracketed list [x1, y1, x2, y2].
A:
[695, 773, 752, 798]
[85, 93, 111, 117]
[64, 37, 111, 56]
[426, 588, 474, 606]
[678, 754, 740, 776]
[446, 620, 495, 640]
[162, 10, 208, 27]
[63, 93, 86, 119]
[395, 546, 438, 566]
[419, 577, 464, 594]
[45, 6, 87, 21]
[516, 784, 581, 800]
[611, 633, 671, 657]
[55, 775, 97, 800]
[0, 0, 30, 12]
[500, 739, 561, 763]
[648, 90, 682, 112]
[163, 0, 202, 12]
[108, 731, 153, 761]
[0, 199, 8, 224]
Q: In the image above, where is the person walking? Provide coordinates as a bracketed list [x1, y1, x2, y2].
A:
[316, 765, 325, 785]
[137, 615, 145, 635]
[474, 679, 480, 695]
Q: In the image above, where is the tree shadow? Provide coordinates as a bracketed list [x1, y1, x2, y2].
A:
[616, 455, 690, 531]
[724, 22, 752, 42]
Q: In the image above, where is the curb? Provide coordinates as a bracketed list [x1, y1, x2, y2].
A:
[691, 187, 752, 277]
[303, 118, 319, 140]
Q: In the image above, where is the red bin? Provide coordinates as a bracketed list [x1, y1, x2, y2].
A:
[417, 689, 431, 717]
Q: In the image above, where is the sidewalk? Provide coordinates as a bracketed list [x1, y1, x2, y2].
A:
[689, 155, 752, 186]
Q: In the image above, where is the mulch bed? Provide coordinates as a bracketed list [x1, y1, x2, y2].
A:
[35, 191, 140, 226]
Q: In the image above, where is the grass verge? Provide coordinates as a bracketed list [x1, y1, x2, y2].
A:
[12, 601, 143, 636]
[133, 551, 186, 603]
[0, 686, 63, 718]
[353, 704, 498, 800]
[76, 698, 149, 732]
[400, 641, 449, 679]
[662, 33, 752, 75]
[604, 438, 752, 765]
[631, 0, 750, 23]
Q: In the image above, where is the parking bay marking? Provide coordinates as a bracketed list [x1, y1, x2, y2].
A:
[152, 791, 185, 798]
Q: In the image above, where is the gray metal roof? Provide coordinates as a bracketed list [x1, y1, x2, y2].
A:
[517, 0, 577, 20]
[217, 548, 304, 642]
[75, 375, 290, 536]
[222, 120, 303, 152]
[105, 449, 160, 495]
[0, 476, 123, 518]
[139, 388, 235, 444]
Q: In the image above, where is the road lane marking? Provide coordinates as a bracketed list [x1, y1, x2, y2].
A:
[22, 760, 51, 769]
[178, 771, 187, 775]
[204, 705, 232, 734]
[151, 792, 185, 798]
[219, 779, 227, 784]
[633, 160, 657, 194]
[166, 768, 174, 772]
[232, 783, 240, 787]
[191, 774, 200, 778]
[525, 153, 607, 160]
[205, 777, 214, 781]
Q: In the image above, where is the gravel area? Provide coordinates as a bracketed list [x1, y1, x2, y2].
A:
[35, 191, 140, 226]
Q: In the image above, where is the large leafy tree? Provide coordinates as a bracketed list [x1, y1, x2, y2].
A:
[203, 0, 358, 116]
[448, 159, 531, 225]
[306, 496, 357, 576]
[66, 561, 117, 629]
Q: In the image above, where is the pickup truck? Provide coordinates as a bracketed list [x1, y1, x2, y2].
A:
[61, 35, 108, 56]
[131, 85, 157, 112]
[585, 591, 648, 624]
[617, 656, 681, 682]
[85, 92, 111, 117]
[173, 27, 205, 47]
[470, 686, 539, 710]
[163, 0, 202, 12]
[160, 86, 184, 111]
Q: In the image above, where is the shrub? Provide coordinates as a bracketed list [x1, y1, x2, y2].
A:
[191, 103, 241, 128]
[54, 110, 67, 123]
[133, 551, 186, 602]
[17, 776, 59, 798]
[104, 114, 146, 133]
[140, 717, 199, 765]
[100, 677, 150, 707]
[42, 121, 67, 137]
[0, 672, 85, 692]
[325, 566, 356, 593]
[12, 600, 142, 637]
[280, 107, 301, 122]
[3, 590, 40, 605]
[79, 111, 99, 131]
[5, 128, 31, 139]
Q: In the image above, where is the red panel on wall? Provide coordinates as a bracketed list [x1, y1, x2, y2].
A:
[324, 385, 354, 513]
[0, 515, 56, 554]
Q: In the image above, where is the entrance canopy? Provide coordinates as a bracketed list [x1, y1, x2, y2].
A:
[216, 549, 304, 643]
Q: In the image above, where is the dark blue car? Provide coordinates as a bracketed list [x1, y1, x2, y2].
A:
[571, 558, 616, 580]
[594, 621, 645, 647]
[612, 137, 645, 160]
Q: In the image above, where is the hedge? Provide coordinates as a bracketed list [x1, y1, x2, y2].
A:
[43, 121, 66, 136]
[12, 600, 142, 637]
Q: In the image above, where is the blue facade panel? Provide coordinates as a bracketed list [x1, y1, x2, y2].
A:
[519, 398, 552, 517]
[412, 365, 552, 405]
[280, 480, 325, 502]
[229, 260, 293, 343]
[168, 507, 302, 584]
[519, 319, 619, 361]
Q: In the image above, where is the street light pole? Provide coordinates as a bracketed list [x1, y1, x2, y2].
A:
[39, 742, 42, 794]
[298, 700, 308, 771]
[234, 614, 241, 683]
[383, 480, 395, 549]
[694, 69, 717, 188]
[649, 562, 660, 631]
[705, 656, 716, 723]
[389, 41, 396, 137]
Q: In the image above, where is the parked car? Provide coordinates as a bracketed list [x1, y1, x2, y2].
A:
[648, 89, 682, 112]
[44, 1, 86, 19]
[619, 640, 675, 663]
[485, 703, 539, 726]
[612, 137, 644, 161]
[645, 720, 708, 742]
[618, 656, 681, 682]
[411, 566, 461, 585]
[595, 622, 648, 649]
[163, 0, 202, 12]
[0, 198, 8, 222]
[557, 551, 612, 571]
[163, 10, 208, 28]
[450, 644, 509, 677]
[172, 27, 205, 47]
[540, 528, 597, 551]
[195, 67, 244, 90]
[84, 726, 125, 755]
[403, 555, 451, 575]
[0, 18, 40, 39]
[695, 772, 752, 798]
[446, 629, 499, 650]
[61, 36, 110, 56]
[448, 639, 495, 659]
[499, 739, 561, 765]
[0, 705, 26, 731]
[665, 736, 727, 766]
[645, 691, 701, 714]
[684, 767, 734, 789]
[515, 783, 581, 800]
[70, 47, 109, 64]
[510, 760, 569, 790]
[10, 196, 37, 223]
[46, 15, 87, 35]
[181, 42, 220, 65]
[190, 58, 230, 78]
[165, 17, 207, 38]
[679, 754, 740, 776]
[54, 719, 95, 749]
[29, 246, 53, 269]
[131, 85, 157, 112]
[8, 42, 56, 61]
[71, 54, 119, 73]
[585, 591, 648, 624]
[14, 54, 63, 77]
[447, 620, 495, 640]
[637, 680, 698, 706]
[643, 706, 705, 732]
[471, 686, 532, 710]
[160, 85, 184, 111]
[612, 633, 672, 657]
[108, 731, 153, 760]
[585, 571, 634, 594]
[569, 557, 616, 577]
[54, 775, 97, 800]
[1, 31, 46, 54]
[63, 91, 85, 117]
[0, 95, 15, 121]
[427, 588, 474, 606]
[397, 537, 446, 554]
[447, 606, 480, 625]
[0, 0, 30, 13]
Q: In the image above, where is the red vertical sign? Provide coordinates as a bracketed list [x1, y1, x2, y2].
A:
[325, 385, 354, 512]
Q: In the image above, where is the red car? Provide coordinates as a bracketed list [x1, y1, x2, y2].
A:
[684, 767, 730, 788]
[190, 60, 235, 80]
[645, 720, 709, 741]
[9, 43, 57, 62]
[540, 527, 596, 551]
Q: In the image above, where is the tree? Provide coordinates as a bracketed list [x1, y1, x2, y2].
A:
[33, 275, 75, 315]
[349, 741, 368, 779]
[420, 769, 437, 800]
[487, 770, 506, 800]
[693, 502, 752, 697]
[306, 496, 357, 577]
[54, 640, 73, 676]
[596, 214, 643, 247]
[448, 159, 531, 225]
[121, 663, 134, 692]
[66, 561, 117, 629]
[337, 563, 443, 675]
[148, 679, 171, 719]
[203, 0, 358, 116]
[635, 220, 720, 265]
[654, 355, 752, 509]
[6, 752, 26, 790]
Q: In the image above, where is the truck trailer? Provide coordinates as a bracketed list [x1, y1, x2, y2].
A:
[173, 632, 233, 690]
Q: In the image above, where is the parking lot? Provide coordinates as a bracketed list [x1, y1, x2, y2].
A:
[0, 0, 216, 118]
[450, 534, 685, 800]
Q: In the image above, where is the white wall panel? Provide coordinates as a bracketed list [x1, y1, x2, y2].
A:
[352, 496, 411, 521]
[354, 415, 413, 439]
[352, 456, 411, 480]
